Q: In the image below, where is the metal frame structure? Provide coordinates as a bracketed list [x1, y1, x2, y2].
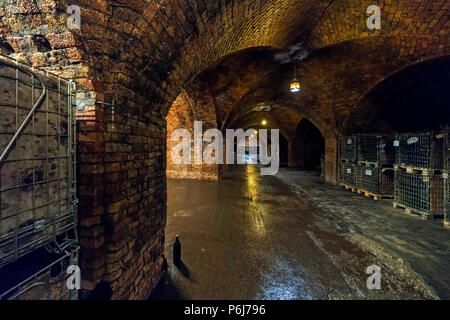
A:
[357, 134, 396, 165]
[0, 244, 80, 300]
[0, 56, 78, 268]
[396, 131, 444, 170]
[340, 136, 358, 162]
[340, 162, 356, 187]
[394, 168, 446, 218]
[358, 166, 394, 196]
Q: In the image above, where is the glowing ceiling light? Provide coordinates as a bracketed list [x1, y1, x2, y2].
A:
[290, 80, 300, 93]
[262, 120, 267, 125]
[290, 59, 301, 93]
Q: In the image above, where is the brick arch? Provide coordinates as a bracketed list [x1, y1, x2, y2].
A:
[306, 0, 448, 49]
[227, 102, 338, 182]
[166, 82, 220, 181]
[232, 111, 293, 144]
[229, 98, 336, 140]
[216, 35, 450, 142]
[343, 54, 450, 133]
[290, 118, 326, 169]
[0, 0, 448, 300]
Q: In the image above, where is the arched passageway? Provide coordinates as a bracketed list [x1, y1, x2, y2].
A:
[290, 119, 325, 170]
[346, 57, 450, 134]
[0, 0, 449, 301]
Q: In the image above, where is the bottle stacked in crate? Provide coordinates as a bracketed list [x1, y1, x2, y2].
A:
[339, 136, 358, 191]
[356, 134, 396, 200]
[394, 131, 447, 220]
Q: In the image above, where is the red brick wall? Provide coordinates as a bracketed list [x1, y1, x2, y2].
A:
[0, 0, 448, 300]
[166, 91, 220, 181]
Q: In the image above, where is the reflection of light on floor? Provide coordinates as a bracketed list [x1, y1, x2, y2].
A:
[245, 165, 266, 235]
[257, 260, 313, 300]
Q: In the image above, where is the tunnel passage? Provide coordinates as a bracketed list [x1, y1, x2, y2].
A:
[289, 119, 325, 170]
[0, 0, 448, 300]
[166, 82, 220, 181]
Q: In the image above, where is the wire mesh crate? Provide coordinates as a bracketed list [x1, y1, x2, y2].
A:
[355, 164, 363, 190]
[357, 134, 395, 165]
[0, 58, 78, 267]
[0, 242, 79, 300]
[340, 162, 356, 189]
[395, 131, 444, 170]
[340, 136, 357, 162]
[358, 166, 394, 197]
[445, 128, 450, 227]
[445, 127, 450, 172]
[394, 168, 446, 219]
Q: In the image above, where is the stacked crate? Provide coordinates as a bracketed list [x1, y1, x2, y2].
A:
[444, 128, 450, 229]
[339, 136, 358, 191]
[394, 131, 447, 220]
[356, 135, 395, 200]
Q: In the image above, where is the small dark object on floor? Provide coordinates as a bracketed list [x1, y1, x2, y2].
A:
[173, 235, 181, 266]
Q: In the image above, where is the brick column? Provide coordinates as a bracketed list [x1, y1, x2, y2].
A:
[76, 89, 107, 295]
[76, 86, 167, 299]
[324, 135, 339, 184]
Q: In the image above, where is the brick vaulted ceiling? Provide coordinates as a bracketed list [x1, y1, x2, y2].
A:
[0, 0, 448, 300]
[0, 0, 449, 135]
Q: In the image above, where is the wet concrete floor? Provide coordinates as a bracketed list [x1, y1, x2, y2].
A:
[157, 165, 450, 300]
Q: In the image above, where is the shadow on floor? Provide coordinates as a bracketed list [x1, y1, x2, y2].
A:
[148, 272, 184, 300]
[174, 260, 191, 280]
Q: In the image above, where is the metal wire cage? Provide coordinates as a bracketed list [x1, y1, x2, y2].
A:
[0, 242, 79, 300]
[394, 168, 446, 217]
[340, 162, 356, 187]
[355, 164, 363, 190]
[358, 134, 396, 165]
[0, 58, 78, 268]
[396, 131, 444, 170]
[340, 136, 357, 162]
[359, 167, 394, 196]
[445, 127, 450, 171]
[445, 127, 450, 223]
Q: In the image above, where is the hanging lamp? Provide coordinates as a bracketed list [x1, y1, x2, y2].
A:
[290, 59, 300, 93]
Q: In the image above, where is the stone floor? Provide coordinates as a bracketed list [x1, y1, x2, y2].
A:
[151, 165, 450, 300]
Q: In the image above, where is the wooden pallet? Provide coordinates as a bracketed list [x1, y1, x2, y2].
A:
[341, 159, 356, 164]
[357, 189, 393, 200]
[339, 183, 356, 192]
[393, 202, 443, 220]
[358, 161, 394, 169]
[394, 164, 444, 176]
